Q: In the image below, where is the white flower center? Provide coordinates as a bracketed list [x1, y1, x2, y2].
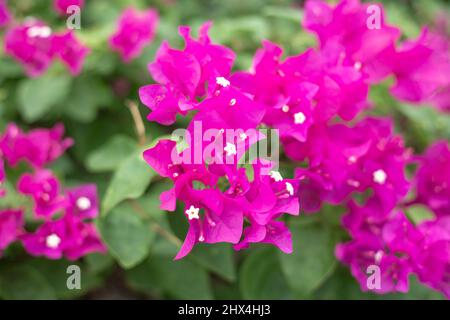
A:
[239, 132, 247, 141]
[354, 61, 362, 70]
[216, 76, 230, 87]
[27, 26, 52, 38]
[46, 234, 61, 249]
[185, 205, 200, 220]
[229, 98, 237, 106]
[282, 105, 290, 113]
[224, 142, 237, 156]
[294, 112, 306, 124]
[373, 169, 387, 185]
[76, 196, 91, 211]
[285, 182, 294, 196]
[270, 171, 283, 182]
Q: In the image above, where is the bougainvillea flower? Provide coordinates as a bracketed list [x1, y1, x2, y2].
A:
[292, 118, 410, 213]
[4, 19, 90, 76]
[175, 190, 244, 260]
[336, 232, 413, 294]
[412, 141, 450, 216]
[141, 22, 235, 124]
[4, 20, 55, 77]
[234, 220, 293, 254]
[0, 209, 24, 253]
[51, 31, 90, 75]
[66, 184, 99, 219]
[0, 123, 73, 168]
[389, 29, 450, 105]
[21, 217, 68, 259]
[303, 0, 401, 82]
[53, 0, 84, 15]
[179, 22, 236, 98]
[17, 170, 66, 219]
[0, 0, 11, 28]
[21, 214, 105, 260]
[415, 217, 450, 298]
[63, 215, 106, 260]
[109, 7, 159, 62]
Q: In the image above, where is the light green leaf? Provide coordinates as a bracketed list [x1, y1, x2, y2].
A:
[278, 223, 337, 297]
[0, 265, 56, 300]
[240, 248, 292, 299]
[127, 255, 213, 299]
[86, 135, 138, 173]
[17, 74, 71, 122]
[102, 151, 154, 214]
[406, 204, 435, 225]
[191, 243, 236, 282]
[98, 203, 153, 268]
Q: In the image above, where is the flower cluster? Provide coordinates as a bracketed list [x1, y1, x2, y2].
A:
[0, 123, 106, 260]
[4, 19, 90, 77]
[139, 0, 450, 298]
[1, 3, 159, 76]
[109, 7, 159, 63]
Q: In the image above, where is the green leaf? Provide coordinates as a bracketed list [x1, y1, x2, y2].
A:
[190, 243, 236, 282]
[86, 135, 138, 173]
[278, 223, 337, 297]
[27, 259, 102, 299]
[240, 248, 292, 299]
[102, 151, 154, 214]
[98, 203, 153, 268]
[406, 204, 435, 225]
[127, 256, 213, 299]
[17, 74, 71, 122]
[0, 265, 56, 300]
[64, 76, 113, 123]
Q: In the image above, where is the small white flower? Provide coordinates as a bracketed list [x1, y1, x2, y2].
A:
[239, 132, 247, 141]
[282, 105, 290, 113]
[294, 112, 306, 124]
[224, 142, 237, 156]
[76, 196, 91, 211]
[270, 171, 283, 182]
[46, 234, 61, 249]
[198, 235, 205, 242]
[185, 205, 200, 220]
[285, 182, 294, 196]
[27, 26, 52, 38]
[373, 169, 387, 185]
[216, 76, 230, 87]
[354, 61, 362, 70]
[348, 156, 357, 164]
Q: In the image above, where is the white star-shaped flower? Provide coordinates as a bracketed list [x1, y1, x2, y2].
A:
[294, 112, 306, 124]
[285, 182, 294, 196]
[224, 142, 237, 156]
[46, 234, 61, 249]
[27, 26, 52, 38]
[76, 196, 91, 211]
[373, 169, 387, 185]
[216, 76, 230, 87]
[270, 171, 283, 182]
[185, 205, 200, 220]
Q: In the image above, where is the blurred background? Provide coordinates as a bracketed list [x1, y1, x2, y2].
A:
[0, 0, 449, 299]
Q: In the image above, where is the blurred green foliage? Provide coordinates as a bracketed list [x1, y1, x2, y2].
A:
[0, 0, 449, 300]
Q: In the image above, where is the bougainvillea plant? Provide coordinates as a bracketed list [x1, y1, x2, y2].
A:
[140, 0, 450, 298]
[0, 0, 448, 300]
[0, 123, 106, 260]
